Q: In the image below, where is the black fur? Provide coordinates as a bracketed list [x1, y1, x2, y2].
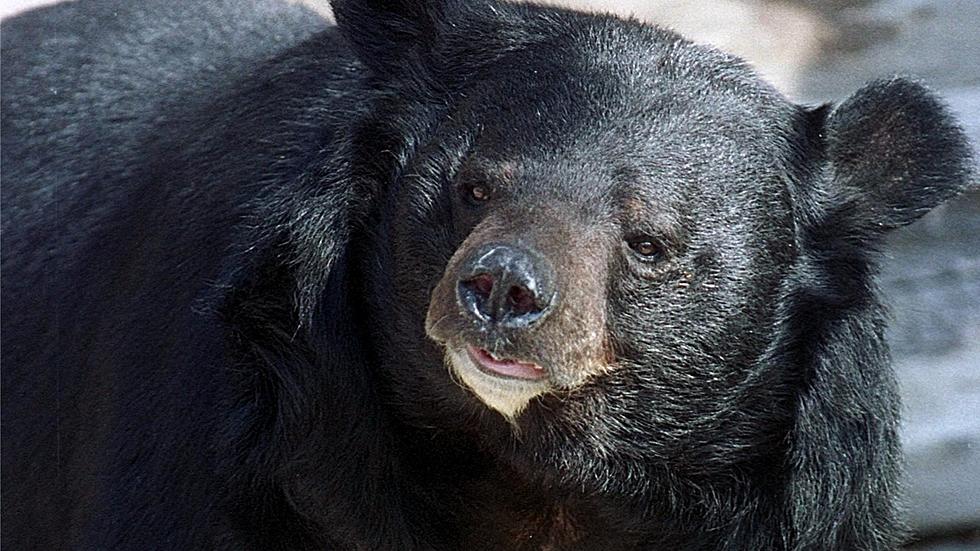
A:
[1, 1, 974, 549]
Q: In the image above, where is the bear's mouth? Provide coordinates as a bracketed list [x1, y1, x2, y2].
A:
[446, 345, 551, 418]
[465, 345, 547, 381]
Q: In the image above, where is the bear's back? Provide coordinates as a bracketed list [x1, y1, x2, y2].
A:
[0, 0, 327, 254]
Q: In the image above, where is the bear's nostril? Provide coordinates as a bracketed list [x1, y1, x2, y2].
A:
[507, 285, 537, 317]
[459, 273, 496, 321]
[468, 274, 494, 300]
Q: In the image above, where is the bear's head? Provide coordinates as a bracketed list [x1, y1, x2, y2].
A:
[331, 0, 971, 470]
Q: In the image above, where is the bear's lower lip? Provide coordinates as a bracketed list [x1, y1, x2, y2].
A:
[465, 345, 547, 381]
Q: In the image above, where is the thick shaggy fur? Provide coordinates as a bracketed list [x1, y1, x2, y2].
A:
[1, 1, 974, 549]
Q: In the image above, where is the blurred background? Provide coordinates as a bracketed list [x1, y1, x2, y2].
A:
[3, 0, 978, 548]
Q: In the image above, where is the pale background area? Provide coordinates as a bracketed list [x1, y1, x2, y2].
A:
[3, 0, 978, 548]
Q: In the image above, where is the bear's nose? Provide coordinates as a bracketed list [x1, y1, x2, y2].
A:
[457, 244, 556, 329]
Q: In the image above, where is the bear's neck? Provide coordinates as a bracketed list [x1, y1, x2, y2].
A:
[406, 442, 640, 549]
[397, 424, 786, 550]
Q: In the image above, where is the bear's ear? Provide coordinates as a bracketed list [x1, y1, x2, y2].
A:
[821, 78, 975, 231]
[330, 0, 451, 77]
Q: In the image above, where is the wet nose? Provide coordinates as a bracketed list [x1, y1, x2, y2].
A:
[457, 244, 557, 329]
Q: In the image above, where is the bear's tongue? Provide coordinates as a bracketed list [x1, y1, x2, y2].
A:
[466, 346, 546, 381]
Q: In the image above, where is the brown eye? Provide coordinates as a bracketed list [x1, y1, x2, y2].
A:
[461, 183, 491, 204]
[627, 237, 663, 261]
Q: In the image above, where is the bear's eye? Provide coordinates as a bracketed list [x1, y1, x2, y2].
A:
[460, 182, 491, 204]
[626, 236, 664, 262]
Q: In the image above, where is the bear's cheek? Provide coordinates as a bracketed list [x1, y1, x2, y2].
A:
[604, 257, 776, 401]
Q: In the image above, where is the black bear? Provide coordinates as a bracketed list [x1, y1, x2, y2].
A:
[1, 0, 974, 549]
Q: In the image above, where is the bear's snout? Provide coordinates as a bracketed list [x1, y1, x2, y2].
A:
[425, 219, 615, 418]
[456, 243, 557, 330]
